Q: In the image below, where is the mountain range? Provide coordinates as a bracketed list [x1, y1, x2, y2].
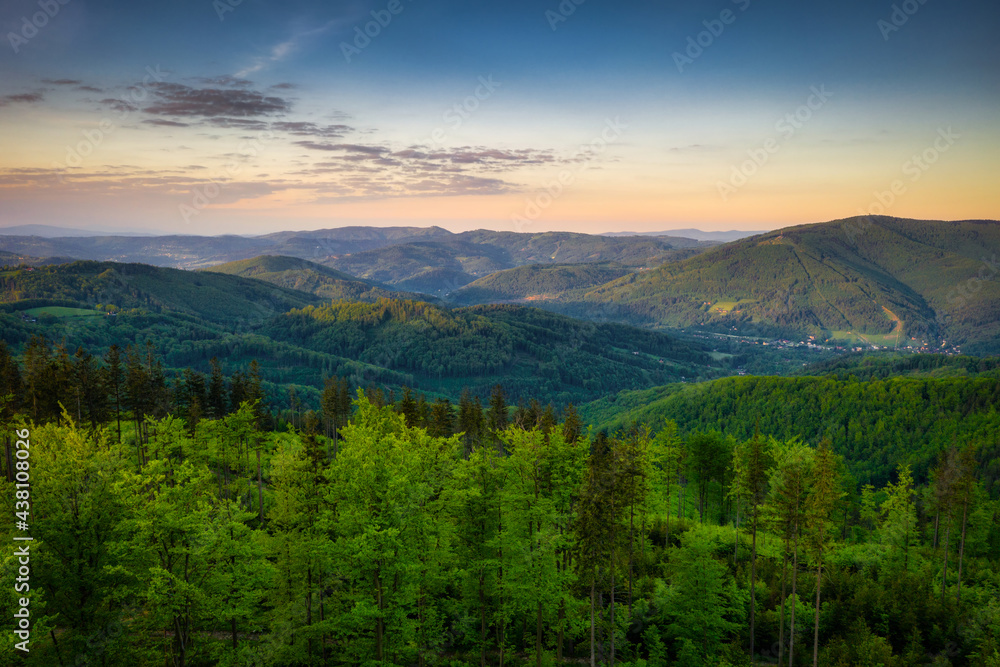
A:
[1, 216, 998, 356]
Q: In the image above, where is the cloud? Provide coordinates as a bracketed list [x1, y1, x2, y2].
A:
[235, 21, 339, 78]
[273, 121, 353, 138]
[0, 92, 44, 107]
[295, 141, 388, 154]
[668, 144, 722, 153]
[99, 98, 137, 114]
[144, 119, 190, 127]
[42, 79, 82, 85]
[194, 75, 253, 88]
[143, 82, 291, 118]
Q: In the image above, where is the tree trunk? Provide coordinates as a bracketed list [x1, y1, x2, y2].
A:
[536, 601, 543, 667]
[957, 491, 970, 604]
[479, 573, 487, 667]
[610, 571, 616, 666]
[941, 520, 951, 601]
[790, 523, 798, 667]
[557, 595, 565, 662]
[375, 566, 384, 662]
[590, 578, 596, 667]
[778, 536, 789, 667]
[629, 500, 635, 614]
[813, 560, 822, 667]
[256, 446, 264, 523]
[734, 502, 740, 565]
[750, 505, 757, 664]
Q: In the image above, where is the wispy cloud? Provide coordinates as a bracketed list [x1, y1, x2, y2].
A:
[236, 21, 340, 78]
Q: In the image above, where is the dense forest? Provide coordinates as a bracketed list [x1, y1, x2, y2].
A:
[1, 341, 998, 666]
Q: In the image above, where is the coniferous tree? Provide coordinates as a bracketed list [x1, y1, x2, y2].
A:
[0, 340, 23, 419]
[429, 398, 454, 438]
[104, 344, 124, 443]
[73, 347, 107, 429]
[397, 386, 419, 428]
[207, 357, 228, 418]
[806, 437, 841, 667]
[562, 403, 582, 444]
[457, 388, 485, 457]
[731, 432, 771, 663]
[765, 437, 813, 667]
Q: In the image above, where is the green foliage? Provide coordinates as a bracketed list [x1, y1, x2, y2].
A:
[4, 340, 1000, 666]
[583, 373, 1000, 492]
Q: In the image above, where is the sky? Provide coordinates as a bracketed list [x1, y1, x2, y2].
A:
[0, 0, 997, 236]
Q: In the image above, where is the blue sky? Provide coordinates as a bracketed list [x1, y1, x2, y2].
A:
[1, 0, 997, 234]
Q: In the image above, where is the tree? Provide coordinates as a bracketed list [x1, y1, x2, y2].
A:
[730, 432, 771, 663]
[487, 384, 508, 452]
[953, 445, 978, 605]
[576, 431, 625, 666]
[665, 526, 746, 666]
[805, 438, 841, 667]
[686, 431, 729, 524]
[562, 403, 582, 444]
[765, 437, 813, 667]
[651, 420, 684, 547]
[397, 385, 419, 428]
[880, 463, 916, 571]
[429, 397, 454, 438]
[104, 344, 125, 443]
[0, 340, 23, 419]
[73, 347, 107, 429]
[207, 357, 228, 418]
[457, 388, 485, 457]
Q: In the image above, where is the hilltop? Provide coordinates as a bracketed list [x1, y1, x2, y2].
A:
[577, 217, 1000, 352]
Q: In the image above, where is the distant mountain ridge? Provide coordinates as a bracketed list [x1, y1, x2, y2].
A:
[603, 229, 766, 242]
[0, 226, 705, 278]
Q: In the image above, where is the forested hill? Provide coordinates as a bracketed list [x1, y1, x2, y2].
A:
[319, 231, 704, 296]
[201, 255, 435, 303]
[583, 217, 1000, 351]
[451, 262, 635, 304]
[0, 260, 319, 324]
[582, 371, 1000, 492]
[260, 299, 719, 402]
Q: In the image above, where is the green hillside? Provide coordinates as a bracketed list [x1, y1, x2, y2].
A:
[202, 255, 434, 303]
[261, 298, 722, 403]
[0, 260, 318, 324]
[582, 217, 1000, 351]
[581, 371, 1000, 491]
[452, 262, 635, 304]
